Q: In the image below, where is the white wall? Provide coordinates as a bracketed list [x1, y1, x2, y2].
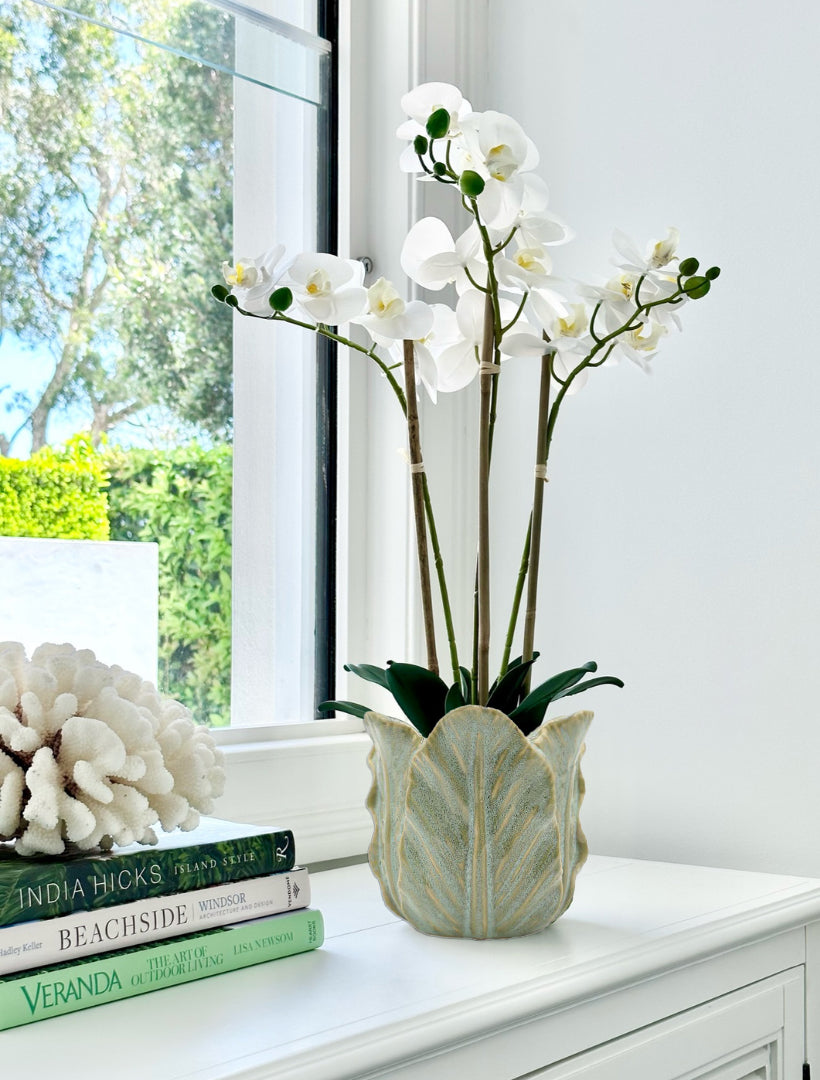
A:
[483, 1, 820, 876]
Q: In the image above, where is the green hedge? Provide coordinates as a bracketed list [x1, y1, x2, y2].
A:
[0, 436, 109, 539]
[105, 444, 232, 727]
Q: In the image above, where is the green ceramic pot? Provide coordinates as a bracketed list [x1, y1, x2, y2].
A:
[363, 704, 592, 939]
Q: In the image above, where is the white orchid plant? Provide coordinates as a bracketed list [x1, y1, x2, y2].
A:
[212, 82, 720, 739]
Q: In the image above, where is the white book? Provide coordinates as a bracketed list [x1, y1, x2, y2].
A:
[0, 867, 310, 976]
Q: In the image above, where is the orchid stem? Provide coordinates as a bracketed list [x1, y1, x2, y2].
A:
[403, 340, 439, 676]
[500, 515, 531, 676]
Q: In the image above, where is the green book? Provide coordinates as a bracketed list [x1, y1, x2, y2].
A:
[0, 818, 295, 928]
[0, 906, 324, 1030]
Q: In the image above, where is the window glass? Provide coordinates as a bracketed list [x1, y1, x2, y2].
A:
[0, 0, 332, 726]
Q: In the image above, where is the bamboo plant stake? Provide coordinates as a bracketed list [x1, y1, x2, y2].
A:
[477, 292, 497, 704]
[520, 344, 552, 695]
[403, 338, 439, 676]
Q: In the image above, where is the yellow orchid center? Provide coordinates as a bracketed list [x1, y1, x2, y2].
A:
[305, 269, 331, 297]
[649, 228, 680, 268]
[514, 248, 547, 275]
[556, 303, 589, 339]
[367, 277, 405, 319]
[222, 260, 259, 288]
[606, 273, 638, 300]
[486, 143, 517, 181]
[628, 322, 666, 351]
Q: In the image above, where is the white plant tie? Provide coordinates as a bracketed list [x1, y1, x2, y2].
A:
[534, 464, 549, 481]
[479, 361, 502, 374]
[409, 461, 426, 474]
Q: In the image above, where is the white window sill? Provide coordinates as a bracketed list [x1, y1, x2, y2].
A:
[211, 725, 373, 865]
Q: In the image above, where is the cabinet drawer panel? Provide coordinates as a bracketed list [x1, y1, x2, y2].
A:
[528, 970, 802, 1080]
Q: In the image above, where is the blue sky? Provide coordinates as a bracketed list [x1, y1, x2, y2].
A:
[0, 334, 88, 458]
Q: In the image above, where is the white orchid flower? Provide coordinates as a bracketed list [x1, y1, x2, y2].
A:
[613, 319, 667, 373]
[525, 285, 570, 332]
[353, 277, 434, 345]
[387, 303, 461, 404]
[541, 302, 595, 394]
[432, 289, 525, 392]
[499, 326, 554, 359]
[577, 272, 644, 335]
[433, 289, 487, 392]
[553, 303, 590, 342]
[496, 243, 554, 291]
[612, 227, 681, 275]
[287, 253, 368, 325]
[512, 208, 574, 251]
[552, 354, 589, 393]
[579, 270, 683, 335]
[486, 175, 574, 259]
[451, 110, 540, 230]
[399, 81, 470, 133]
[397, 82, 473, 173]
[401, 217, 485, 293]
[221, 244, 289, 316]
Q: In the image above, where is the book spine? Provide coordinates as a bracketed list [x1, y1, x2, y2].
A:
[0, 867, 311, 975]
[0, 907, 324, 1030]
[1, 827, 295, 927]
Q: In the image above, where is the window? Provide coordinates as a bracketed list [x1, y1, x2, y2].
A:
[0, 0, 337, 729]
[0, 0, 486, 864]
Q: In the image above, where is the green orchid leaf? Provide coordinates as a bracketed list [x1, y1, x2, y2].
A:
[344, 662, 391, 690]
[551, 675, 625, 701]
[488, 651, 541, 699]
[488, 654, 541, 714]
[510, 661, 598, 736]
[445, 681, 466, 713]
[317, 699, 370, 719]
[385, 662, 449, 737]
[459, 665, 473, 704]
[507, 652, 540, 672]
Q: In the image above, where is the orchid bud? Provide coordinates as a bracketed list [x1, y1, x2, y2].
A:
[269, 287, 293, 312]
[211, 284, 229, 302]
[413, 134, 428, 155]
[705, 266, 721, 280]
[678, 257, 699, 276]
[433, 161, 447, 177]
[683, 275, 710, 299]
[425, 107, 450, 140]
[459, 170, 485, 197]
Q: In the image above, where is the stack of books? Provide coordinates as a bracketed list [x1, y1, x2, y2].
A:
[0, 818, 324, 1030]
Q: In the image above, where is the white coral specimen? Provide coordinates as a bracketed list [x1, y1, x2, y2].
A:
[0, 642, 226, 856]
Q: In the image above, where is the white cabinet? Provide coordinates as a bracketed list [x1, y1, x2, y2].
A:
[3, 856, 819, 1080]
[530, 970, 804, 1080]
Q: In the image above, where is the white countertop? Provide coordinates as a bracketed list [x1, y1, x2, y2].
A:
[4, 855, 820, 1079]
